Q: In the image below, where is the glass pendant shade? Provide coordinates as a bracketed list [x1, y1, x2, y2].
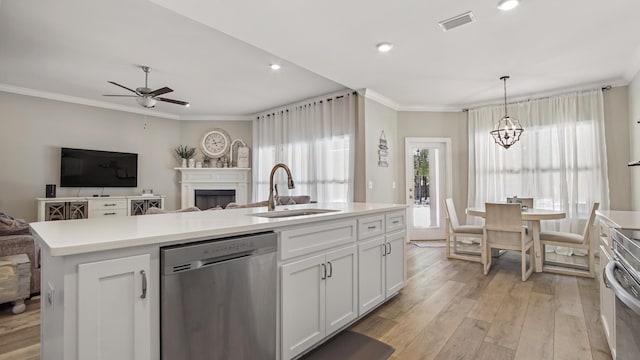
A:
[491, 76, 523, 149]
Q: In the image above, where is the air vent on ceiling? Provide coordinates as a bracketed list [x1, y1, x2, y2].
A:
[438, 11, 475, 32]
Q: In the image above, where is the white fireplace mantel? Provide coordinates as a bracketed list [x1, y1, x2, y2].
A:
[175, 168, 251, 209]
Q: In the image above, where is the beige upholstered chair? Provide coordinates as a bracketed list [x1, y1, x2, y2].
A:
[444, 198, 484, 263]
[539, 202, 599, 278]
[507, 197, 534, 209]
[484, 203, 534, 281]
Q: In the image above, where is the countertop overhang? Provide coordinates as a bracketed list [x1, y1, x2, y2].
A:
[30, 202, 407, 257]
[596, 210, 640, 230]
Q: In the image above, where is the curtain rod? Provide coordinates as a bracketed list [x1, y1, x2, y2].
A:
[255, 90, 357, 119]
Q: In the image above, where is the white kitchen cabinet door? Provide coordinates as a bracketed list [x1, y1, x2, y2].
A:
[358, 236, 386, 315]
[599, 244, 616, 356]
[281, 254, 326, 360]
[385, 232, 406, 296]
[77, 254, 151, 360]
[325, 245, 357, 335]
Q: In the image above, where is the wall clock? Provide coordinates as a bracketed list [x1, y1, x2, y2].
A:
[201, 128, 231, 158]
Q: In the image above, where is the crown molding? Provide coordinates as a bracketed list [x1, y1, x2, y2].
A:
[398, 105, 463, 112]
[358, 88, 400, 110]
[0, 83, 255, 121]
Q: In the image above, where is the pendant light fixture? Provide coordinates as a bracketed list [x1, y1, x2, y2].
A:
[490, 76, 523, 149]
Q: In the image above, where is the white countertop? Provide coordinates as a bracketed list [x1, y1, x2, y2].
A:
[30, 202, 407, 257]
[597, 210, 640, 230]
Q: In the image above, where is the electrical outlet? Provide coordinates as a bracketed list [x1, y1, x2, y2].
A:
[392, 181, 396, 189]
[368, 181, 373, 189]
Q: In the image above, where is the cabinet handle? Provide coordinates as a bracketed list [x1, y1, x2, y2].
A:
[382, 244, 386, 257]
[104, 212, 117, 216]
[602, 267, 610, 289]
[368, 225, 377, 230]
[387, 243, 392, 255]
[104, 203, 117, 207]
[140, 270, 147, 299]
[321, 263, 327, 280]
[392, 220, 400, 224]
[327, 261, 333, 278]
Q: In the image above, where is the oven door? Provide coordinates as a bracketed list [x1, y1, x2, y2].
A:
[604, 261, 640, 360]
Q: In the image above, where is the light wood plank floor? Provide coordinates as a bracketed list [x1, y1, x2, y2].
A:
[0, 244, 611, 360]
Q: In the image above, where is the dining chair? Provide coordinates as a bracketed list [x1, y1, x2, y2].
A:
[539, 202, 599, 278]
[444, 198, 484, 263]
[506, 197, 534, 209]
[483, 203, 534, 281]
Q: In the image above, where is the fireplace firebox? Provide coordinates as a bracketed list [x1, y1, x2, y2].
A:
[195, 189, 236, 209]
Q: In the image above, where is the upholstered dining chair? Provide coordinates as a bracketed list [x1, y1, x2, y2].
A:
[444, 198, 484, 263]
[539, 202, 599, 278]
[484, 203, 534, 281]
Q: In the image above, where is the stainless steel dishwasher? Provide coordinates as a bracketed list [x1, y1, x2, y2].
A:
[161, 232, 277, 360]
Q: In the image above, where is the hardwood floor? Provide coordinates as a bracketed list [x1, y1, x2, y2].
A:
[350, 244, 612, 360]
[0, 244, 611, 360]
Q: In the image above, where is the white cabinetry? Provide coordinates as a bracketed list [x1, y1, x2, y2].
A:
[357, 211, 406, 316]
[77, 254, 151, 360]
[37, 195, 165, 221]
[598, 217, 616, 358]
[88, 198, 128, 218]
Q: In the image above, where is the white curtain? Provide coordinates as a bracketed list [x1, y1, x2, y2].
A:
[252, 91, 357, 203]
[467, 89, 610, 234]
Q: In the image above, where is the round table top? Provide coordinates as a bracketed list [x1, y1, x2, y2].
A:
[466, 207, 566, 221]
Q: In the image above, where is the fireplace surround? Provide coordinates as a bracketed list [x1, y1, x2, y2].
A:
[176, 168, 250, 209]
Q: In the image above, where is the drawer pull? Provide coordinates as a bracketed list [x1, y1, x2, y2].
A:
[104, 203, 117, 207]
[367, 225, 377, 230]
[104, 212, 117, 216]
[392, 220, 400, 224]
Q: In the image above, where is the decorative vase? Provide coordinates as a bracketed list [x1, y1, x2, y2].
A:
[181, 158, 187, 168]
[188, 158, 195, 168]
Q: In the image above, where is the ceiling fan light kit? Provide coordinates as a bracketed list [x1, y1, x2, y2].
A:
[104, 65, 190, 109]
[490, 75, 523, 149]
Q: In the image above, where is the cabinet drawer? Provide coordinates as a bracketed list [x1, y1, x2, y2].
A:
[280, 220, 357, 260]
[90, 198, 127, 210]
[386, 211, 406, 233]
[89, 208, 128, 218]
[358, 215, 385, 240]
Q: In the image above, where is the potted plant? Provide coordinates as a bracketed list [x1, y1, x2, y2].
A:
[175, 145, 196, 168]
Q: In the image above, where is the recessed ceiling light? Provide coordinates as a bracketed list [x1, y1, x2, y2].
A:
[376, 42, 393, 52]
[270, 64, 281, 70]
[497, 0, 520, 11]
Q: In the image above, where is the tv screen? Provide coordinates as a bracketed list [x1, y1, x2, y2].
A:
[60, 148, 138, 187]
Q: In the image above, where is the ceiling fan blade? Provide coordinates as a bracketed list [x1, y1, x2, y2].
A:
[103, 94, 138, 97]
[148, 86, 173, 97]
[157, 97, 190, 106]
[107, 81, 140, 95]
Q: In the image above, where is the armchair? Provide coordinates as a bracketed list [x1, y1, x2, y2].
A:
[0, 212, 40, 295]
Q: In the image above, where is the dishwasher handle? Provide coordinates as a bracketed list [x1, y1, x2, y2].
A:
[605, 261, 640, 316]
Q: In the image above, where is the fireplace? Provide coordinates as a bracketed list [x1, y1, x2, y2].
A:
[176, 168, 251, 209]
[195, 189, 236, 209]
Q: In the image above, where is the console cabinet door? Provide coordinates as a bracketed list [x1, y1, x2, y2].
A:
[77, 254, 151, 360]
[281, 254, 326, 360]
[385, 232, 406, 296]
[358, 236, 386, 315]
[599, 243, 616, 355]
[325, 245, 357, 335]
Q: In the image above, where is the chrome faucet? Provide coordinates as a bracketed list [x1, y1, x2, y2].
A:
[268, 163, 295, 211]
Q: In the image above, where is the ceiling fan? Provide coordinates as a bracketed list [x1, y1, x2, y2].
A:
[104, 66, 190, 109]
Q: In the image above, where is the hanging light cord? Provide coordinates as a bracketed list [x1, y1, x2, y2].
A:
[502, 76, 508, 117]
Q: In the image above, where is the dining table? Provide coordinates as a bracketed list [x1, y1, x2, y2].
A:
[466, 207, 566, 272]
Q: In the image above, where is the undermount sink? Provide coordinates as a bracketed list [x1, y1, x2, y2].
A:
[250, 208, 339, 218]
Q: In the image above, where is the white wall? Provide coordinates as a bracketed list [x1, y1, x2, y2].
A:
[0, 92, 251, 221]
[364, 98, 398, 203]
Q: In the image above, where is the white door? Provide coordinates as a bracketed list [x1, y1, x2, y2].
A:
[77, 254, 151, 360]
[281, 254, 326, 360]
[357, 236, 386, 315]
[405, 137, 453, 240]
[325, 245, 357, 335]
[385, 232, 406, 296]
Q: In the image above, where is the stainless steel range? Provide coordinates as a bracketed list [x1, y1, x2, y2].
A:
[160, 232, 277, 360]
[606, 229, 640, 360]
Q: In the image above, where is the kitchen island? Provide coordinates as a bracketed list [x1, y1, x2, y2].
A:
[31, 202, 408, 360]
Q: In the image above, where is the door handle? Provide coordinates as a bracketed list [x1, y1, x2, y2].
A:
[321, 263, 327, 280]
[327, 261, 333, 278]
[140, 270, 147, 299]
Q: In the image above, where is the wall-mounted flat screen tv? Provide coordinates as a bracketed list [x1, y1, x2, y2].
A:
[60, 147, 138, 187]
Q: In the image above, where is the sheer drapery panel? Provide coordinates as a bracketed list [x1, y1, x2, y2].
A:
[253, 92, 356, 203]
[467, 89, 609, 233]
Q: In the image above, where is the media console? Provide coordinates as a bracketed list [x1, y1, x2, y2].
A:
[36, 195, 165, 221]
